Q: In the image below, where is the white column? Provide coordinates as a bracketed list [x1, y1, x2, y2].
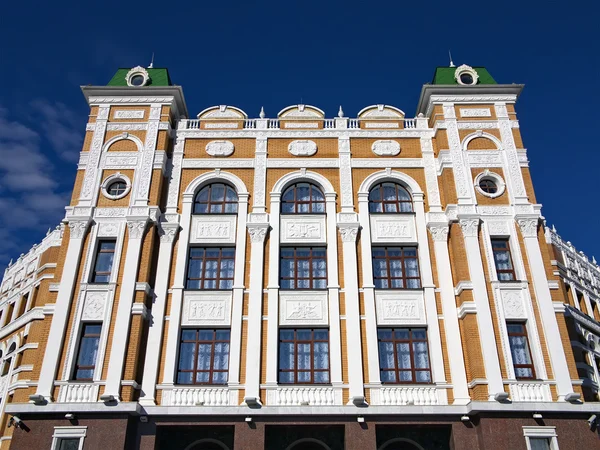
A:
[227, 194, 249, 386]
[517, 217, 575, 400]
[459, 216, 504, 400]
[337, 215, 365, 405]
[265, 195, 281, 386]
[427, 223, 470, 404]
[103, 218, 149, 400]
[162, 196, 194, 384]
[414, 195, 446, 386]
[35, 219, 90, 401]
[244, 219, 269, 405]
[138, 221, 179, 406]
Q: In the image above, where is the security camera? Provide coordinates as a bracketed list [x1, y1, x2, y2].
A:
[588, 414, 597, 427]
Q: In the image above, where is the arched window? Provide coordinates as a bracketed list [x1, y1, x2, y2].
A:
[194, 183, 238, 214]
[369, 182, 413, 213]
[281, 183, 325, 214]
[2, 343, 16, 376]
[288, 439, 330, 450]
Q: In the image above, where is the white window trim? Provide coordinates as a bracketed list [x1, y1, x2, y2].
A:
[100, 172, 132, 200]
[474, 170, 506, 199]
[51, 426, 87, 450]
[523, 426, 559, 450]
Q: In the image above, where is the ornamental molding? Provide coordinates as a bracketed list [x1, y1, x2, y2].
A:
[135, 116, 160, 203]
[371, 140, 400, 156]
[204, 123, 240, 129]
[81, 291, 107, 321]
[460, 108, 491, 117]
[158, 224, 179, 243]
[106, 123, 148, 131]
[459, 218, 480, 237]
[283, 122, 319, 129]
[247, 224, 269, 243]
[281, 215, 326, 244]
[375, 290, 426, 326]
[474, 170, 506, 198]
[337, 223, 360, 242]
[425, 95, 517, 118]
[182, 291, 232, 326]
[127, 220, 148, 239]
[364, 122, 400, 128]
[205, 140, 235, 157]
[468, 152, 503, 167]
[114, 110, 145, 119]
[190, 215, 237, 244]
[370, 215, 417, 244]
[358, 104, 405, 118]
[486, 220, 510, 236]
[351, 159, 423, 168]
[103, 153, 139, 169]
[279, 291, 328, 326]
[477, 206, 511, 216]
[427, 224, 449, 242]
[88, 96, 175, 104]
[454, 64, 479, 85]
[288, 140, 318, 156]
[100, 172, 132, 200]
[125, 66, 150, 87]
[267, 158, 338, 168]
[68, 220, 90, 240]
[95, 208, 128, 218]
[182, 158, 254, 169]
[517, 217, 539, 238]
[198, 105, 247, 119]
[97, 222, 120, 237]
[501, 289, 526, 319]
[457, 122, 500, 129]
[175, 129, 434, 140]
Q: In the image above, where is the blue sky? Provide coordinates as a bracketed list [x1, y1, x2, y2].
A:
[0, 1, 598, 272]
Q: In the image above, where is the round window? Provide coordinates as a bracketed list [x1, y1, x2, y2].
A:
[130, 74, 145, 86]
[107, 180, 128, 196]
[460, 72, 474, 85]
[478, 178, 498, 194]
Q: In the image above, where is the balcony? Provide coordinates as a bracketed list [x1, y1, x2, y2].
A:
[509, 382, 552, 402]
[266, 387, 341, 406]
[57, 383, 100, 403]
[161, 386, 234, 406]
[370, 386, 447, 406]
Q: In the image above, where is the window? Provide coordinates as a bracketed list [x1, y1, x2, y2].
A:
[279, 329, 329, 384]
[91, 240, 116, 283]
[130, 75, 145, 86]
[281, 183, 325, 214]
[507, 322, 536, 380]
[368, 182, 413, 213]
[460, 73, 474, 85]
[280, 247, 327, 290]
[523, 426, 559, 450]
[73, 323, 101, 381]
[107, 180, 127, 196]
[378, 328, 432, 383]
[101, 174, 131, 200]
[372, 247, 421, 289]
[177, 329, 230, 385]
[186, 248, 235, 290]
[194, 183, 238, 214]
[492, 238, 516, 281]
[51, 426, 86, 450]
[478, 178, 498, 194]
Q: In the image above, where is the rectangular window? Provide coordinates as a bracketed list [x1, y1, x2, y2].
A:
[72, 323, 102, 381]
[51, 426, 86, 450]
[378, 328, 432, 383]
[507, 322, 536, 379]
[177, 329, 230, 385]
[280, 247, 327, 290]
[523, 426, 559, 450]
[372, 247, 421, 289]
[279, 328, 330, 384]
[91, 240, 116, 283]
[492, 238, 516, 281]
[186, 248, 235, 290]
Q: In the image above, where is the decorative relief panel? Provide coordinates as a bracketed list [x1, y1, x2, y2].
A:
[182, 291, 232, 326]
[103, 153, 139, 168]
[371, 140, 401, 156]
[501, 289, 526, 319]
[375, 290, 426, 326]
[206, 140, 235, 157]
[365, 122, 400, 128]
[460, 108, 491, 118]
[82, 291, 107, 321]
[279, 291, 328, 326]
[283, 122, 319, 129]
[97, 222, 120, 237]
[486, 220, 510, 236]
[190, 215, 237, 244]
[280, 215, 326, 244]
[288, 140, 317, 156]
[370, 215, 416, 244]
[114, 110, 145, 119]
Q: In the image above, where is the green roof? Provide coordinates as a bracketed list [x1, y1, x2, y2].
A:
[432, 66, 497, 85]
[107, 68, 173, 87]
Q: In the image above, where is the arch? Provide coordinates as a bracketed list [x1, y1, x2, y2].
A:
[197, 105, 247, 120]
[272, 170, 335, 196]
[278, 104, 325, 119]
[461, 130, 502, 150]
[183, 438, 230, 450]
[285, 438, 332, 450]
[102, 132, 144, 153]
[357, 170, 423, 197]
[184, 170, 249, 197]
[193, 183, 239, 214]
[379, 438, 425, 450]
[281, 182, 326, 214]
[357, 104, 405, 119]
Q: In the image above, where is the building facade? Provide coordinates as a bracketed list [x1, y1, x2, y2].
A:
[0, 64, 599, 449]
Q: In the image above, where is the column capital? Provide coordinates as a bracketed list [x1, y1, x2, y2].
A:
[127, 219, 149, 240]
[516, 216, 540, 238]
[158, 222, 180, 244]
[247, 223, 269, 243]
[458, 217, 480, 237]
[68, 219, 91, 240]
[337, 223, 360, 243]
[427, 223, 449, 242]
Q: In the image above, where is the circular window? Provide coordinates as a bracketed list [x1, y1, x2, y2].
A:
[125, 66, 150, 87]
[130, 74, 145, 86]
[101, 173, 131, 200]
[474, 171, 505, 198]
[460, 73, 474, 85]
[454, 64, 479, 86]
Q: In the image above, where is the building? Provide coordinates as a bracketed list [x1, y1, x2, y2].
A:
[0, 63, 599, 449]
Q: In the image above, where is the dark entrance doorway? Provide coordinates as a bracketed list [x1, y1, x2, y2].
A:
[265, 425, 344, 450]
[156, 425, 234, 450]
[376, 425, 452, 450]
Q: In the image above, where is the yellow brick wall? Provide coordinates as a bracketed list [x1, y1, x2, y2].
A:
[96, 169, 135, 207]
[466, 136, 499, 151]
[472, 167, 509, 205]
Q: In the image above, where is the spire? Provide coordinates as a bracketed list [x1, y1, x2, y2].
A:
[338, 106, 344, 118]
[449, 50, 455, 68]
[148, 52, 155, 69]
[259, 107, 265, 119]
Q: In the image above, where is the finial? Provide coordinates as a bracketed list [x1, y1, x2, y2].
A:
[593, 256, 597, 265]
[449, 50, 455, 68]
[8, 259, 12, 266]
[259, 107, 265, 119]
[551, 224, 556, 233]
[338, 106, 344, 118]
[148, 52, 155, 69]
[46, 227, 51, 236]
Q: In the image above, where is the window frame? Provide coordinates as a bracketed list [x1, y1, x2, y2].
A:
[491, 238, 517, 281]
[51, 426, 87, 450]
[281, 182, 326, 215]
[193, 183, 239, 215]
[368, 182, 414, 214]
[90, 240, 116, 284]
[72, 323, 102, 381]
[185, 247, 236, 290]
[176, 328, 231, 385]
[279, 247, 328, 290]
[372, 246, 422, 289]
[278, 328, 330, 385]
[377, 327, 433, 384]
[522, 426, 559, 450]
[506, 321, 537, 380]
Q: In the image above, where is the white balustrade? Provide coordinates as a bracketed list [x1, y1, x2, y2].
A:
[404, 118, 416, 129]
[323, 119, 335, 129]
[372, 386, 441, 406]
[57, 383, 100, 403]
[0, 374, 8, 396]
[185, 119, 200, 129]
[269, 387, 337, 406]
[348, 119, 360, 129]
[244, 119, 256, 129]
[509, 382, 552, 402]
[268, 119, 280, 129]
[161, 387, 231, 406]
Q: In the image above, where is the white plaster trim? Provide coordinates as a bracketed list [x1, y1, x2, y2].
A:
[457, 302, 477, 319]
[474, 170, 506, 198]
[454, 281, 473, 296]
[100, 172, 132, 200]
[182, 159, 255, 169]
[125, 66, 150, 87]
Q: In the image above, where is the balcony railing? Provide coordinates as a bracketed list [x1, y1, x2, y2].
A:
[161, 387, 232, 406]
[509, 382, 552, 402]
[267, 387, 339, 406]
[57, 383, 100, 403]
[370, 386, 443, 406]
